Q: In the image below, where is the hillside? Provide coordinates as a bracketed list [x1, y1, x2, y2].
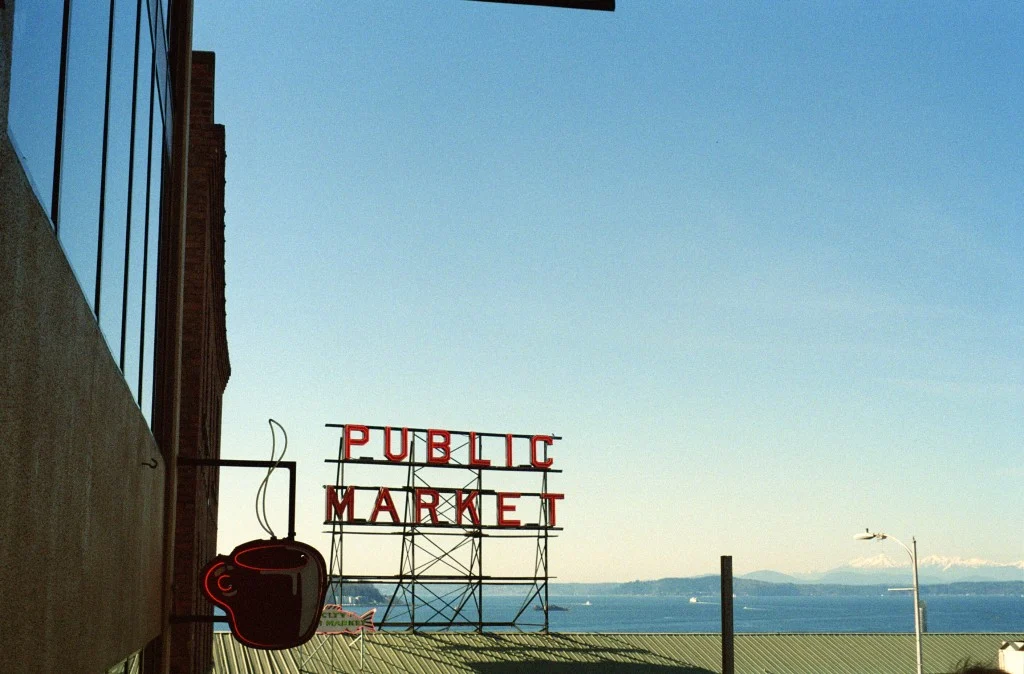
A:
[608, 577, 1024, 598]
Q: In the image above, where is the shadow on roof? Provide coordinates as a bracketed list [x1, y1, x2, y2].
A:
[471, 665, 715, 674]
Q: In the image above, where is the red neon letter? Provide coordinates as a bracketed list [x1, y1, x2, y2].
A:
[539, 493, 565, 527]
[468, 431, 491, 468]
[427, 429, 451, 464]
[505, 434, 514, 468]
[325, 486, 357, 522]
[456, 490, 480, 526]
[343, 425, 370, 460]
[384, 427, 409, 462]
[530, 435, 554, 469]
[415, 488, 440, 524]
[370, 487, 401, 523]
[497, 492, 521, 527]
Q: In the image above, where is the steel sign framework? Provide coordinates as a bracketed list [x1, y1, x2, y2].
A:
[323, 424, 562, 632]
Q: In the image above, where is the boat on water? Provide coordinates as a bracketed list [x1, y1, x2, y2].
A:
[583, 600, 592, 606]
[689, 597, 698, 604]
[534, 604, 570, 612]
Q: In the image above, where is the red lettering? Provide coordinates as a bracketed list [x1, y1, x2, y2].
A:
[384, 427, 409, 462]
[468, 431, 490, 468]
[343, 425, 370, 460]
[456, 490, 480, 525]
[497, 492, 521, 527]
[505, 434, 514, 468]
[370, 487, 401, 523]
[530, 435, 554, 469]
[427, 429, 452, 464]
[415, 488, 440, 524]
[539, 492, 564, 526]
[325, 485, 357, 522]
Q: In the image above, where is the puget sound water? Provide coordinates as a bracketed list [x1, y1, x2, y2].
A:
[215, 594, 1024, 634]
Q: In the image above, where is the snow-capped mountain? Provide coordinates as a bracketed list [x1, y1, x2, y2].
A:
[815, 555, 1024, 585]
[744, 555, 1024, 585]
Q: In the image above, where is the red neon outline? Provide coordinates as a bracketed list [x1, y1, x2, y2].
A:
[497, 492, 522, 527]
[383, 426, 410, 462]
[539, 492, 565, 526]
[456, 490, 481, 526]
[530, 435, 555, 469]
[370, 487, 401, 524]
[233, 543, 306, 571]
[426, 429, 452, 464]
[468, 431, 491, 467]
[343, 424, 370, 459]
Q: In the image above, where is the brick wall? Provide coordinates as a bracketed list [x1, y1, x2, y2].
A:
[169, 50, 230, 674]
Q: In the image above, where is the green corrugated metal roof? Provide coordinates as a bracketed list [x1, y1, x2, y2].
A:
[212, 632, 1023, 674]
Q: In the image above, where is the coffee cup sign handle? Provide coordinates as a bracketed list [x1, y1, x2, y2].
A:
[203, 557, 237, 602]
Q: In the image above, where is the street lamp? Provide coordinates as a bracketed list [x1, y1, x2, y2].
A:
[855, 529, 924, 674]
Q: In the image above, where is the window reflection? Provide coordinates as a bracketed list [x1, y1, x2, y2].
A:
[122, 0, 155, 400]
[98, 0, 138, 356]
[141, 114, 166, 423]
[8, 0, 63, 217]
[58, 0, 109, 311]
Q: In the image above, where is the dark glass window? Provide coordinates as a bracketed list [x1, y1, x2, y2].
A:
[141, 113, 166, 423]
[96, 0, 141, 356]
[58, 0, 109, 310]
[121, 0, 156, 398]
[7, 0, 63, 216]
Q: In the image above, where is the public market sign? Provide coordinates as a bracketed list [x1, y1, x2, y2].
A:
[325, 425, 564, 528]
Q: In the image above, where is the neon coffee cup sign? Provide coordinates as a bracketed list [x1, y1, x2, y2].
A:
[202, 539, 327, 650]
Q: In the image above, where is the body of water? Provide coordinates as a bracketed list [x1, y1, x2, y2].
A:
[214, 593, 1024, 633]
[523, 594, 1024, 633]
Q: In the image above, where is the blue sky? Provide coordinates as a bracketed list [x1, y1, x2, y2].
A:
[192, 1, 1023, 581]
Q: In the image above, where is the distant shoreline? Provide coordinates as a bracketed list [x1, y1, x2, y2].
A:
[543, 578, 1024, 598]
[362, 578, 1024, 599]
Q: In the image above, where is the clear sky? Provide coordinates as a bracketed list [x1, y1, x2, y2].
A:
[191, 1, 1023, 582]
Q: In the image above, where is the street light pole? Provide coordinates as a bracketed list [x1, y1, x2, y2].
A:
[855, 530, 924, 674]
[910, 536, 923, 674]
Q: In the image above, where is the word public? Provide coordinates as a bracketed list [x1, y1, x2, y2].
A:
[338, 424, 557, 469]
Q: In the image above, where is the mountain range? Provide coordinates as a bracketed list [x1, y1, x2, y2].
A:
[367, 556, 1024, 599]
[742, 554, 1024, 585]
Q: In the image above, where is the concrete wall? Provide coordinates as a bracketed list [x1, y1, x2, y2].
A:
[0, 59, 166, 674]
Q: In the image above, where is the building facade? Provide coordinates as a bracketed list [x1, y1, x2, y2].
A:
[0, 1, 225, 671]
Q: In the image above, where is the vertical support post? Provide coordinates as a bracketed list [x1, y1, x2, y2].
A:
[476, 441, 484, 633]
[409, 436, 417, 631]
[542, 451, 550, 634]
[911, 537, 923, 674]
[327, 435, 343, 603]
[337, 442, 346, 603]
[287, 457, 296, 539]
[721, 555, 734, 674]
